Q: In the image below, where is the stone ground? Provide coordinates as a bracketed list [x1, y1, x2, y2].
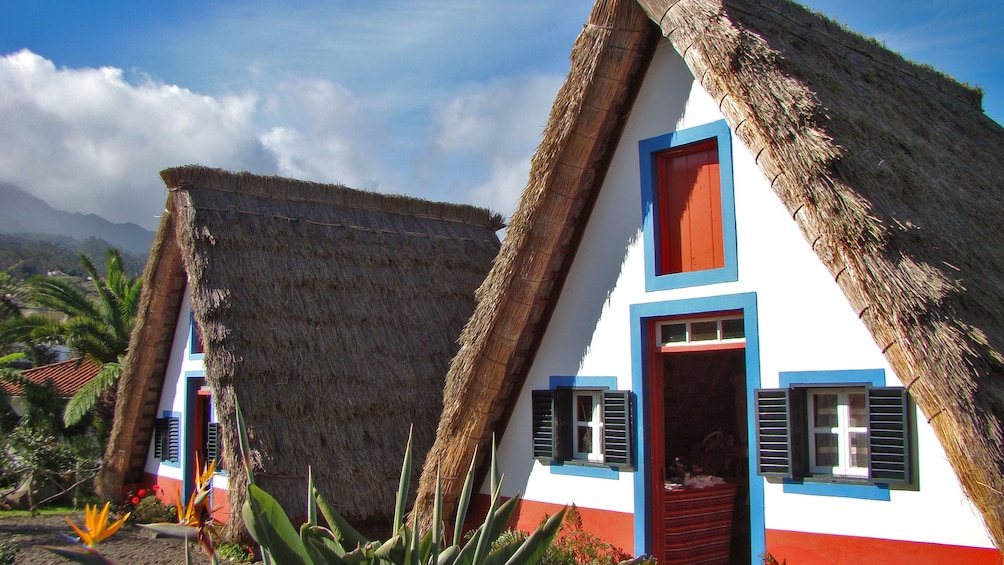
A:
[0, 512, 252, 564]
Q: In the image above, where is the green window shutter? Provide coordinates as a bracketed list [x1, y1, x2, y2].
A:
[553, 388, 574, 462]
[153, 418, 167, 461]
[206, 422, 221, 468]
[754, 388, 807, 478]
[602, 390, 633, 470]
[167, 417, 180, 463]
[531, 390, 554, 461]
[868, 387, 911, 484]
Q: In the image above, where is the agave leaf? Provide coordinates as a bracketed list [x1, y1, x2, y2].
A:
[139, 522, 200, 539]
[307, 466, 317, 526]
[301, 523, 347, 564]
[418, 527, 434, 565]
[481, 539, 521, 565]
[452, 493, 521, 565]
[341, 545, 375, 565]
[431, 468, 442, 565]
[410, 512, 422, 565]
[315, 489, 369, 550]
[374, 532, 408, 562]
[393, 425, 414, 534]
[489, 435, 500, 497]
[235, 400, 255, 485]
[437, 544, 461, 565]
[452, 447, 477, 546]
[242, 483, 313, 565]
[502, 507, 567, 565]
[39, 546, 114, 565]
[470, 479, 503, 565]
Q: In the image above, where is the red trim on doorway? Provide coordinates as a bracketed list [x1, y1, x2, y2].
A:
[658, 341, 745, 353]
[765, 529, 1001, 564]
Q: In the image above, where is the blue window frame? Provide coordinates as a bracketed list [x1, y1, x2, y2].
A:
[639, 120, 738, 291]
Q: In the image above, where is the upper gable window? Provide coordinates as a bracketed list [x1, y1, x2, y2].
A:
[640, 120, 737, 291]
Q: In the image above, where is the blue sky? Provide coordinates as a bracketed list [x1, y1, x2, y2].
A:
[0, 1, 1000, 231]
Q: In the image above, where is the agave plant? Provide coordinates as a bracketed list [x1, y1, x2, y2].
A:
[235, 400, 565, 565]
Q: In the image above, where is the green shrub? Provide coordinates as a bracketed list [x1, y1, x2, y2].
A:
[494, 506, 632, 565]
[128, 489, 175, 524]
[216, 542, 255, 563]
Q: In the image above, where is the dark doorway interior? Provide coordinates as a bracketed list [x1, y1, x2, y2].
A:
[662, 349, 750, 564]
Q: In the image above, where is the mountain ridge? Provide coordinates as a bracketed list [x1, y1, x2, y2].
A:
[0, 182, 155, 254]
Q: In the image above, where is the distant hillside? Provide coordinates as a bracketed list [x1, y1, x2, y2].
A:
[0, 234, 147, 279]
[0, 182, 155, 254]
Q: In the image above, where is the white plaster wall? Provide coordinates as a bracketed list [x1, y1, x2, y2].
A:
[493, 40, 993, 548]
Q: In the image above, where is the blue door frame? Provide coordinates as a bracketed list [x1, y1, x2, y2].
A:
[630, 292, 765, 562]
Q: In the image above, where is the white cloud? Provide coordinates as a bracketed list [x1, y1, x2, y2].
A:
[0, 49, 567, 234]
[257, 78, 387, 191]
[0, 50, 271, 230]
[430, 74, 563, 215]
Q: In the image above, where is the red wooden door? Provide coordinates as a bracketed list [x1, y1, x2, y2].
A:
[656, 140, 723, 275]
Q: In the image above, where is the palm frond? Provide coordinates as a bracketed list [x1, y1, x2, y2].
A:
[63, 360, 122, 427]
[29, 276, 100, 320]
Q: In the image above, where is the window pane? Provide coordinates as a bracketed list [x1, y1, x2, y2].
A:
[660, 323, 687, 344]
[848, 392, 868, 427]
[813, 394, 838, 427]
[849, 432, 870, 468]
[721, 318, 744, 339]
[576, 425, 593, 454]
[691, 321, 718, 341]
[814, 433, 839, 467]
[576, 395, 593, 423]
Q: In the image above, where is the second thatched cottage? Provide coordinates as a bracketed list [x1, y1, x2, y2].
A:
[98, 166, 501, 538]
[415, 0, 1004, 563]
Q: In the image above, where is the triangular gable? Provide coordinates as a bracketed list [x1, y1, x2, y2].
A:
[415, 0, 1004, 551]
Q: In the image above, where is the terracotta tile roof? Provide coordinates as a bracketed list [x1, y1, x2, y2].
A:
[1, 357, 100, 397]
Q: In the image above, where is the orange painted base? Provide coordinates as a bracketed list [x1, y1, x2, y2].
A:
[466, 494, 633, 554]
[766, 529, 1001, 564]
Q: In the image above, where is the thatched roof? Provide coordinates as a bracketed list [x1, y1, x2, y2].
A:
[99, 166, 501, 538]
[414, 0, 1004, 551]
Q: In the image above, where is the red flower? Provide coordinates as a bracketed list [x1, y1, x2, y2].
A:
[152, 484, 160, 492]
[131, 496, 140, 505]
[137, 489, 148, 497]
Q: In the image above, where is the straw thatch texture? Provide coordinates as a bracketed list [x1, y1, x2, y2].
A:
[416, 0, 1004, 551]
[101, 166, 501, 539]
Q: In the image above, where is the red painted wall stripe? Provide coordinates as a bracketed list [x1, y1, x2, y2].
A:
[465, 494, 633, 555]
[766, 529, 1001, 564]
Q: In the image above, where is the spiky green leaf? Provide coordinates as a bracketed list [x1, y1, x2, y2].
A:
[242, 483, 313, 565]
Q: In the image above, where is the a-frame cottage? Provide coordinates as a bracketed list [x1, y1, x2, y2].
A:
[415, 0, 1004, 563]
[98, 166, 501, 539]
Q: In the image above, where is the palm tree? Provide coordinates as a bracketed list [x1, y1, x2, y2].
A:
[2, 249, 141, 427]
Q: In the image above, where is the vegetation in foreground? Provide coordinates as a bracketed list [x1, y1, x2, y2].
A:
[33, 401, 654, 564]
